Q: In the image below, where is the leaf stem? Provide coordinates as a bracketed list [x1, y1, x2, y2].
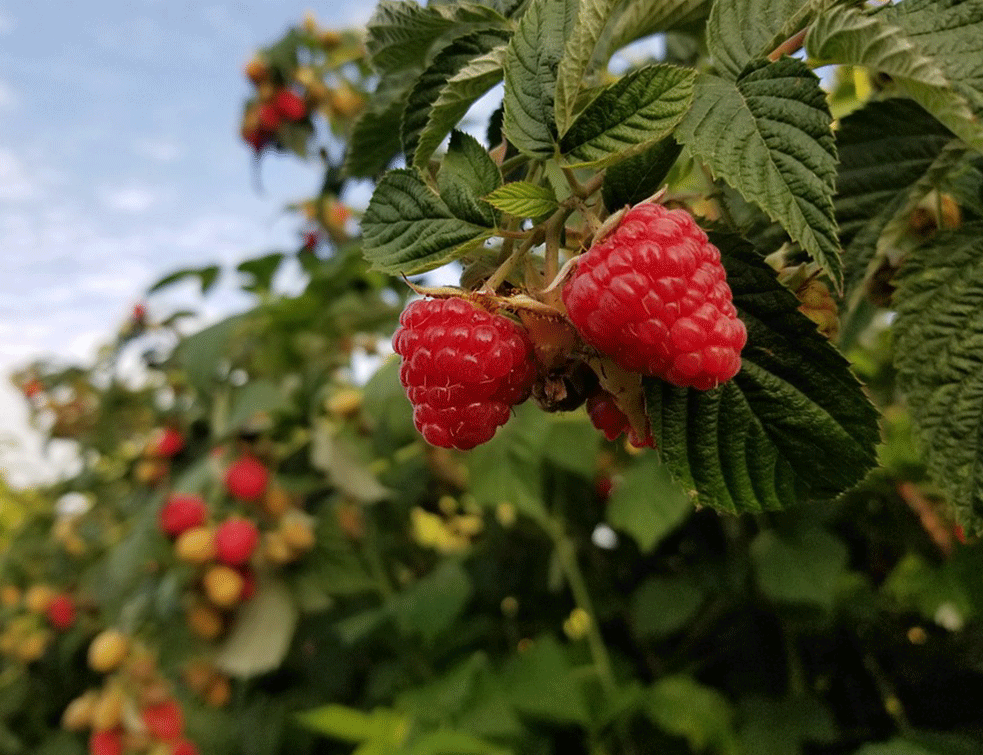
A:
[768, 27, 808, 62]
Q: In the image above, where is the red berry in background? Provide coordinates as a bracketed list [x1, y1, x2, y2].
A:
[563, 203, 746, 391]
[170, 739, 201, 755]
[132, 303, 147, 322]
[152, 427, 185, 458]
[586, 391, 654, 448]
[224, 456, 269, 500]
[141, 699, 184, 741]
[257, 102, 280, 133]
[272, 89, 307, 121]
[159, 494, 208, 538]
[46, 593, 75, 630]
[215, 517, 259, 566]
[89, 729, 123, 755]
[392, 297, 537, 450]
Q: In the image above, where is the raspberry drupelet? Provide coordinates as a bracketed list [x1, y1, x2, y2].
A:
[392, 297, 537, 450]
[563, 203, 746, 391]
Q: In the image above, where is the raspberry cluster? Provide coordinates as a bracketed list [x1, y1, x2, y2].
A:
[392, 298, 536, 450]
[563, 203, 746, 391]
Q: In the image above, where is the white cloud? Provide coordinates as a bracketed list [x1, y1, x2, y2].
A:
[0, 80, 16, 110]
[99, 185, 161, 213]
[132, 137, 184, 162]
[0, 9, 14, 36]
[0, 148, 44, 201]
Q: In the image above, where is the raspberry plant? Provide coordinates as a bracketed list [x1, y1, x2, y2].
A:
[5, 3, 983, 755]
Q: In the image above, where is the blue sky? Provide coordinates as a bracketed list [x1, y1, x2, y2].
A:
[0, 0, 374, 485]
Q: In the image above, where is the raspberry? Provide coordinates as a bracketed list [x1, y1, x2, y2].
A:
[392, 298, 537, 450]
[150, 427, 185, 458]
[89, 729, 123, 755]
[563, 203, 746, 390]
[46, 593, 76, 630]
[224, 456, 269, 501]
[272, 89, 307, 121]
[142, 700, 184, 741]
[159, 494, 208, 538]
[214, 517, 259, 566]
[586, 390, 654, 448]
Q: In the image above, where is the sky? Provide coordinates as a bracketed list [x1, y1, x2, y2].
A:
[0, 0, 374, 486]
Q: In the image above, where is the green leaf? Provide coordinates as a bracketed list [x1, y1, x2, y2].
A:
[345, 96, 407, 178]
[750, 528, 848, 610]
[602, 137, 682, 211]
[834, 98, 956, 296]
[404, 731, 510, 755]
[604, 0, 712, 56]
[147, 265, 220, 295]
[708, 0, 830, 81]
[214, 578, 299, 679]
[554, 0, 621, 135]
[560, 64, 695, 168]
[484, 181, 558, 219]
[805, 2, 983, 153]
[646, 676, 739, 755]
[631, 573, 706, 638]
[676, 58, 841, 287]
[465, 403, 548, 521]
[644, 235, 879, 514]
[237, 252, 284, 294]
[500, 635, 590, 725]
[855, 741, 938, 755]
[393, 560, 472, 642]
[607, 452, 692, 551]
[894, 224, 983, 533]
[415, 44, 509, 167]
[172, 313, 247, 392]
[882, 554, 973, 627]
[404, 29, 512, 168]
[502, 0, 577, 158]
[362, 169, 493, 274]
[437, 130, 502, 226]
[739, 696, 837, 755]
[296, 705, 407, 744]
[225, 379, 292, 432]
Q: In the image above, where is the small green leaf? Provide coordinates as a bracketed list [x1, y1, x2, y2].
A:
[708, 0, 831, 80]
[226, 379, 292, 432]
[465, 403, 547, 521]
[415, 44, 508, 167]
[607, 452, 692, 551]
[632, 574, 706, 638]
[503, 0, 577, 157]
[484, 181, 558, 219]
[500, 635, 590, 725]
[393, 560, 472, 642]
[646, 676, 739, 755]
[404, 730, 510, 755]
[677, 58, 841, 287]
[883, 554, 973, 626]
[560, 64, 694, 169]
[403, 29, 511, 168]
[750, 528, 848, 610]
[645, 235, 879, 514]
[362, 169, 493, 274]
[437, 130, 502, 226]
[894, 224, 983, 533]
[172, 314, 247, 392]
[147, 265, 220, 295]
[237, 252, 284, 294]
[555, 0, 622, 135]
[855, 741, 938, 755]
[296, 705, 406, 744]
[602, 137, 682, 211]
[214, 578, 299, 679]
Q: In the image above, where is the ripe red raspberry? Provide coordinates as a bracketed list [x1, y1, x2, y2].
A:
[563, 203, 746, 391]
[392, 298, 537, 450]
[159, 494, 208, 538]
[89, 729, 123, 755]
[46, 593, 75, 630]
[142, 700, 184, 741]
[170, 739, 201, 755]
[586, 391, 654, 447]
[151, 427, 185, 458]
[214, 517, 259, 566]
[224, 456, 269, 501]
[272, 89, 307, 121]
